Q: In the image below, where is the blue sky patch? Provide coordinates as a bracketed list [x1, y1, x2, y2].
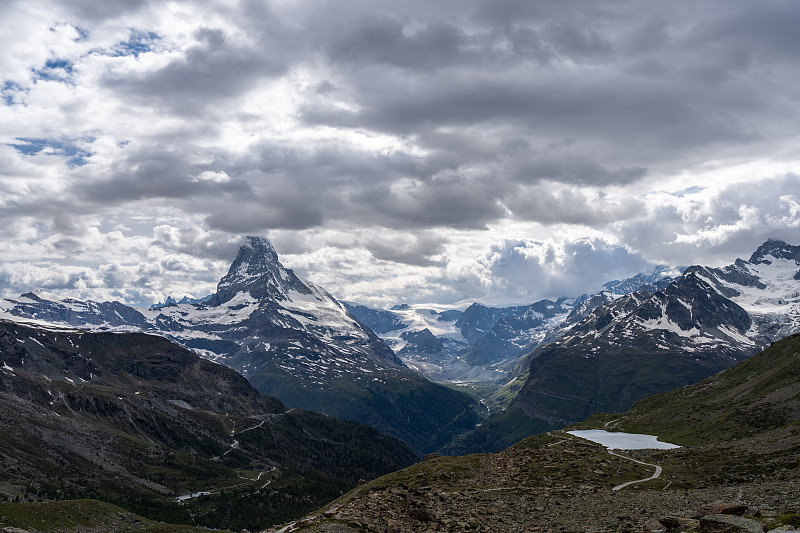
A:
[109, 30, 161, 57]
[8, 137, 93, 167]
[671, 186, 706, 197]
[1, 81, 27, 106]
[73, 26, 89, 42]
[32, 58, 75, 82]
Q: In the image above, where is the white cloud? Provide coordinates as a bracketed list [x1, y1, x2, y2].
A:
[1, 0, 800, 308]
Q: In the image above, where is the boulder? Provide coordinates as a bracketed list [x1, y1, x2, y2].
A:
[408, 501, 437, 522]
[643, 519, 667, 532]
[699, 514, 762, 533]
[660, 516, 700, 528]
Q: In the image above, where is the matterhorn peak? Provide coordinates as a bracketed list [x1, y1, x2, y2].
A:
[213, 236, 311, 305]
[243, 235, 278, 256]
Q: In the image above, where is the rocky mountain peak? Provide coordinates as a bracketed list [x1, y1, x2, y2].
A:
[230, 235, 281, 273]
[748, 239, 800, 265]
[213, 236, 311, 305]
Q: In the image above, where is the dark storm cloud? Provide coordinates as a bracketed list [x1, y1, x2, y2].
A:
[296, 0, 797, 202]
[503, 184, 643, 225]
[36, 0, 799, 236]
[327, 18, 473, 71]
[361, 232, 448, 267]
[299, 68, 767, 187]
[687, 2, 800, 66]
[74, 144, 252, 204]
[204, 193, 325, 232]
[102, 12, 291, 114]
[56, 0, 149, 23]
[351, 175, 508, 230]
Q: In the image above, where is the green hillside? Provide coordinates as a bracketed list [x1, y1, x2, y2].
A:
[578, 332, 800, 445]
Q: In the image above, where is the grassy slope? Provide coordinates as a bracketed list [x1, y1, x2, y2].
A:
[0, 499, 207, 533]
[576, 332, 800, 445]
[444, 339, 732, 454]
[265, 335, 800, 532]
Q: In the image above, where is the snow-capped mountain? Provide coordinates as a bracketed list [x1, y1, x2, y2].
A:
[0, 237, 482, 453]
[446, 239, 800, 454]
[0, 291, 149, 329]
[343, 302, 480, 381]
[458, 299, 574, 367]
[143, 237, 403, 373]
[556, 238, 800, 357]
[345, 265, 681, 385]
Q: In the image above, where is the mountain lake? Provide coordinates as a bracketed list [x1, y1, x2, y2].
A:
[567, 429, 681, 450]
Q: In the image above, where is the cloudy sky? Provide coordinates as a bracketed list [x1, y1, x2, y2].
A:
[1, 0, 799, 308]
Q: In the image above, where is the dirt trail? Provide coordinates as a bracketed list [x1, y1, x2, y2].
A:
[608, 450, 662, 491]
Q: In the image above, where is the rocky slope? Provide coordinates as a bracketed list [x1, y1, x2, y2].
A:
[0, 237, 483, 453]
[266, 332, 800, 533]
[0, 319, 418, 531]
[446, 239, 800, 453]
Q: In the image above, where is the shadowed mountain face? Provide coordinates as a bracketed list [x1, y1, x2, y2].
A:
[0, 319, 418, 531]
[445, 240, 800, 454]
[0, 237, 483, 454]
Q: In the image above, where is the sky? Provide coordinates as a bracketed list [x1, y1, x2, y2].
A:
[1, 0, 799, 308]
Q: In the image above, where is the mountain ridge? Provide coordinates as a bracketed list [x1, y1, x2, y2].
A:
[0, 318, 418, 530]
[0, 236, 483, 453]
[444, 239, 800, 453]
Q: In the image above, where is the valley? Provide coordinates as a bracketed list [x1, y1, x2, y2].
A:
[259, 332, 800, 532]
[1, 237, 799, 532]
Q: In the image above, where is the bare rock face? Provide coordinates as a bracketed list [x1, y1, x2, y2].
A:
[659, 516, 700, 529]
[642, 518, 667, 532]
[700, 514, 764, 533]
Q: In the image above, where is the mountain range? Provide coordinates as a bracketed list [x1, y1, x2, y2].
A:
[446, 239, 800, 453]
[345, 265, 680, 387]
[1, 238, 799, 458]
[0, 237, 482, 453]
